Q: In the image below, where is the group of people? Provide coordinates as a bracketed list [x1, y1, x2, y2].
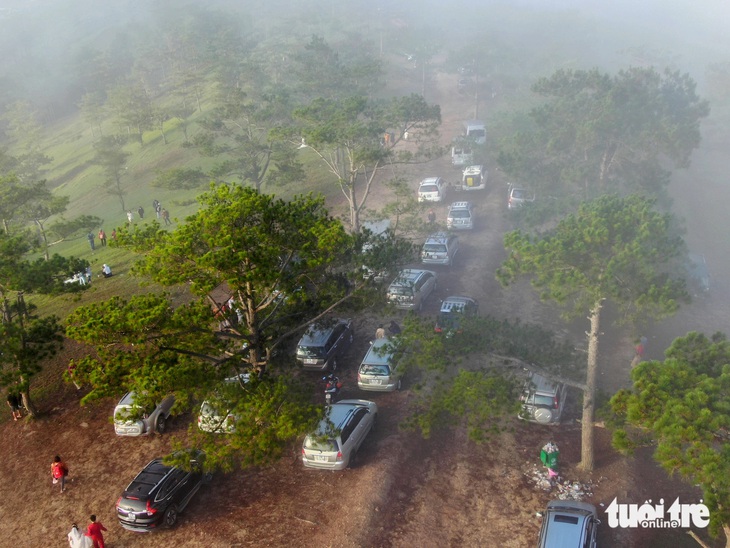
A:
[375, 320, 401, 339]
[127, 200, 171, 225]
[51, 455, 107, 547]
[67, 516, 107, 548]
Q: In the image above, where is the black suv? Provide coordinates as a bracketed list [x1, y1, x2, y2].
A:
[116, 456, 206, 532]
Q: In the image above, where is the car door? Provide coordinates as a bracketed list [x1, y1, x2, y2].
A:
[347, 408, 370, 453]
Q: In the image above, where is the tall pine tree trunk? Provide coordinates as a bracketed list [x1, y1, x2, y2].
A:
[579, 299, 603, 471]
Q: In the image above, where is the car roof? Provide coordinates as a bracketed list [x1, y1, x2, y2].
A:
[315, 400, 376, 432]
[361, 338, 394, 367]
[449, 201, 471, 209]
[424, 232, 451, 243]
[526, 372, 562, 395]
[440, 296, 477, 313]
[392, 268, 435, 284]
[299, 318, 349, 344]
[419, 177, 441, 185]
[122, 459, 173, 499]
[462, 165, 483, 175]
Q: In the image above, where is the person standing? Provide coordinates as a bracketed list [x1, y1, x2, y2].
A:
[375, 324, 386, 339]
[162, 208, 171, 225]
[85, 515, 107, 548]
[87, 232, 95, 251]
[98, 229, 106, 247]
[126, 210, 133, 224]
[6, 391, 22, 421]
[427, 209, 436, 224]
[388, 320, 401, 336]
[110, 228, 117, 241]
[68, 523, 92, 548]
[137, 205, 144, 219]
[51, 455, 69, 493]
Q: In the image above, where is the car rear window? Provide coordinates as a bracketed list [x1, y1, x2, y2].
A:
[420, 185, 438, 193]
[389, 286, 413, 296]
[360, 364, 391, 376]
[450, 210, 470, 218]
[303, 436, 338, 452]
[534, 394, 556, 407]
[118, 497, 148, 512]
[553, 514, 580, 524]
[424, 244, 447, 253]
[296, 346, 326, 359]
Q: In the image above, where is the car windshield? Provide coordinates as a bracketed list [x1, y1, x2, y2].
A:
[420, 185, 438, 193]
[511, 189, 526, 199]
[450, 210, 470, 218]
[360, 364, 391, 376]
[437, 312, 459, 329]
[296, 346, 326, 359]
[303, 436, 338, 452]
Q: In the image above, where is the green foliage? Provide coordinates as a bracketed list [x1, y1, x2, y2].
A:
[610, 331, 730, 536]
[498, 194, 689, 323]
[183, 374, 321, 472]
[497, 67, 710, 217]
[151, 167, 209, 190]
[398, 314, 580, 440]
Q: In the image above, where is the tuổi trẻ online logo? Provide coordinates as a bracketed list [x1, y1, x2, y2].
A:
[605, 497, 709, 528]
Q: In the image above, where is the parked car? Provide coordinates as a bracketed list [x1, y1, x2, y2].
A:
[197, 373, 250, 434]
[518, 371, 567, 424]
[687, 252, 710, 294]
[446, 201, 475, 230]
[114, 392, 175, 437]
[435, 296, 479, 335]
[116, 454, 207, 532]
[386, 269, 438, 311]
[361, 219, 392, 283]
[451, 141, 474, 167]
[507, 183, 535, 209]
[460, 165, 487, 191]
[295, 318, 354, 371]
[421, 232, 459, 266]
[301, 399, 378, 470]
[357, 338, 403, 392]
[537, 500, 599, 548]
[418, 176, 447, 202]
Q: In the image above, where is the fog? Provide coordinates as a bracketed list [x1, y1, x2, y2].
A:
[1, 0, 729, 350]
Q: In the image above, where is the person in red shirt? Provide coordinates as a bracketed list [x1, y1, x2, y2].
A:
[51, 455, 68, 493]
[85, 515, 107, 548]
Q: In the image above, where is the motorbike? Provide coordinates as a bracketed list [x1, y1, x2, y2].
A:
[322, 373, 343, 405]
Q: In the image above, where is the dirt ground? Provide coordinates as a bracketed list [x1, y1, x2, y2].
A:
[1, 63, 728, 548]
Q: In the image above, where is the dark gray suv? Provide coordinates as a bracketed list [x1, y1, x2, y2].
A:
[296, 318, 354, 371]
[116, 455, 207, 532]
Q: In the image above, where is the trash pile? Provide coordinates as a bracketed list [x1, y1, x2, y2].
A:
[523, 464, 597, 501]
[524, 441, 598, 501]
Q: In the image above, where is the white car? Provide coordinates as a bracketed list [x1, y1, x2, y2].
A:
[198, 373, 250, 433]
[418, 177, 446, 202]
[301, 399, 378, 470]
[114, 392, 175, 436]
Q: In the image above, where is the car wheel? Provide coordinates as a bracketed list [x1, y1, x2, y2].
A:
[163, 506, 178, 528]
[156, 414, 166, 434]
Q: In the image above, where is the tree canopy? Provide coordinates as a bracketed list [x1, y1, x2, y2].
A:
[497, 67, 709, 213]
[497, 194, 688, 470]
[611, 332, 730, 538]
[64, 184, 380, 470]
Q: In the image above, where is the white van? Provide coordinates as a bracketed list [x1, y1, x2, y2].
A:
[461, 165, 487, 190]
[463, 120, 486, 144]
[451, 143, 474, 167]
